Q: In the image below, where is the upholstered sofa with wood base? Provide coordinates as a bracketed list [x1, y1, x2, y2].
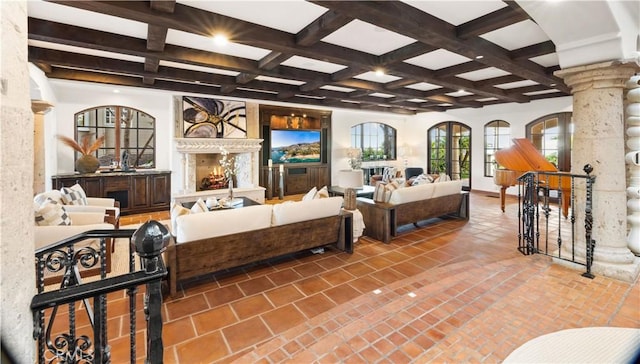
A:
[166, 196, 353, 296]
[356, 180, 469, 244]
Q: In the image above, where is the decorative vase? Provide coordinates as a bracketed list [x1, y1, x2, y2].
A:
[76, 154, 100, 174]
[228, 178, 234, 200]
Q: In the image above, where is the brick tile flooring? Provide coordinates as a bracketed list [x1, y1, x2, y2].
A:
[109, 192, 639, 362]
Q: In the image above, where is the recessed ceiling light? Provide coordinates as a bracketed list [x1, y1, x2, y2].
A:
[113, 89, 120, 93]
[458, 89, 465, 93]
[375, 69, 385, 77]
[550, 83, 556, 87]
[475, 55, 484, 60]
[212, 34, 228, 46]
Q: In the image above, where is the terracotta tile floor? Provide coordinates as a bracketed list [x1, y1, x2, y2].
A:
[113, 192, 639, 363]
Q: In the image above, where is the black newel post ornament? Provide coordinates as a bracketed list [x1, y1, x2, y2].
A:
[132, 220, 170, 363]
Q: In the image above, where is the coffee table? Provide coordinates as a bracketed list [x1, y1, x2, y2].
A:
[328, 185, 375, 199]
[182, 196, 260, 210]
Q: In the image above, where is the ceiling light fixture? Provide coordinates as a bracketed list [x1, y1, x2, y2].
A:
[113, 89, 120, 93]
[475, 55, 484, 60]
[212, 34, 228, 46]
[550, 83, 556, 87]
[375, 69, 385, 77]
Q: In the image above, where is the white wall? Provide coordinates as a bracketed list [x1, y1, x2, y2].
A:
[38, 75, 573, 197]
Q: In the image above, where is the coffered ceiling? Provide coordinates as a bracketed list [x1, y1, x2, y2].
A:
[27, 0, 570, 115]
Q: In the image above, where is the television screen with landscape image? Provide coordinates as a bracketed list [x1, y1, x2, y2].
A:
[271, 129, 321, 163]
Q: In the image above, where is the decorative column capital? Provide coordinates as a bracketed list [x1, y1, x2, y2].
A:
[554, 60, 639, 93]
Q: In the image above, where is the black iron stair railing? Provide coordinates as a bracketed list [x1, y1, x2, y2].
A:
[31, 221, 170, 363]
[517, 164, 597, 278]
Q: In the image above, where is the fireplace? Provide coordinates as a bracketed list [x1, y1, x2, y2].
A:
[173, 138, 265, 203]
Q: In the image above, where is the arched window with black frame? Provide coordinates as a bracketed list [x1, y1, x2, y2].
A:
[484, 120, 511, 177]
[427, 121, 471, 190]
[526, 112, 573, 172]
[350, 122, 397, 162]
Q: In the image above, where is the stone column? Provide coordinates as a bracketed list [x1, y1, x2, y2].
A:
[32, 100, 54, 194]
[625, 75, 640, 255]
[556, 61, 640, 282]
[0, 0, 36, 361]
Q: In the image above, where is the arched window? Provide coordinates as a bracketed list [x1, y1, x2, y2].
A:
[526, 112, 572, 172]
[350, 122, 397, 161]
[75, 106, 156, 169]
[484, 120, 511, 177]
[428, 122, 471, 190]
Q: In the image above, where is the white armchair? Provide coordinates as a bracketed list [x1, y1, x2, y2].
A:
[34, 188, 120, 228]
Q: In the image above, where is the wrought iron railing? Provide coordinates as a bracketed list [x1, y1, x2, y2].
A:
[31, 221, 169, 363]
[517, 164, 597, 278]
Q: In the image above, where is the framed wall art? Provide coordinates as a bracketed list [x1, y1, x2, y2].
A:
[181, 96, 247, 138]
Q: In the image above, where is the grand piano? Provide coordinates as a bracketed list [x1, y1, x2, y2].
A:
[493, 138, 572, 217]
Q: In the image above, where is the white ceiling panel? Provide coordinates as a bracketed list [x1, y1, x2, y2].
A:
[404, 82, 442, 91]
[403, 0, 506, 26]
[322, 20, 416, 56]
[445, 90, 474, 97]
[176, 0, 327, 34]
[255, 76, 305, 86]
[457, 67, 511, 81]
[481, 20, 551, 50]
[495, 80, 539, 89]
[354, 71, 402, 83]
[280, 56, 347, 74]
[405, 49, 471, 70]
[320, 85, 356, 93]
[29, 40, 145, 63]
[27, 0, 147, 38]
[530, 53, 561, 68]
[166, 29, 271, 60]
[369, 93, 395, 98]
[159, 60, 240, 76]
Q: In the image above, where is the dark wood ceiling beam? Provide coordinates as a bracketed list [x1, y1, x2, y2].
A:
[311, 0, 567, 91]
[393, 62, 527, 102]
[236, 73, 258, 84]
[44, 66, 420, 114]
[510, 41, 556, 61]
[296, 10, 353, 46]
[144, 57, 160, 73]
[258, 52, 290, 70]
[33, 62, 52, 74]
[474, 74, 523, 88]
[433, 61, 487, 78]
[147, 25, 168, 52]
[50, 1, 379, 66]
[378, 42, 438, 65]
[149, 0, 175, 13]
[331, 67, 367, 82]
[220, 84, 237, 94]
[385, 78, 418, 90]
[456, 5, 529, 39]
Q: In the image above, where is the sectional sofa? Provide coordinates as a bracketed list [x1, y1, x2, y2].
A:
[356, 180, 469, 243]
[166, 196, 353, 295]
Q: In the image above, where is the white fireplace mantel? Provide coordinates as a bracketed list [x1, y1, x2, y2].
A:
[174, 138, 265, 201]
[175, 138, 263, 154]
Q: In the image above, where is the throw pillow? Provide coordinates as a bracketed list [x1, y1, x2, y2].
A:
[190, 198, 208, 213]
[382, 167, 396, 183]
[434, 173, 451, 183]
[302, 186, 317, 201]
[315, 186, 329, 199]
[170, 202, 191, 234]
[35, 198, 72, 226]
[60, 183, 88, 206]
[384, 180, 400, 202]
[373, 182, 387, 202]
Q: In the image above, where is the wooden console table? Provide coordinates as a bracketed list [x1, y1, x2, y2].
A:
[52, 170, 171, 215]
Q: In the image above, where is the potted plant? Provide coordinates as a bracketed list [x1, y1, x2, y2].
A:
[57, 134, 105, 174]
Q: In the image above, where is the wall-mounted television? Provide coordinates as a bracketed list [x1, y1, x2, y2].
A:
[271, 129, 321, 164]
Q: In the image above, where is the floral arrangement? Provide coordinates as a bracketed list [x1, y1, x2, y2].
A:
[219, 148, 237, 180]
[346, 148, 363, 170]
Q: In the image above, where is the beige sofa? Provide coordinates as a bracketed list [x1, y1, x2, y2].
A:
[166, 196, 353, 295]
[357, 180, 469, 243]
